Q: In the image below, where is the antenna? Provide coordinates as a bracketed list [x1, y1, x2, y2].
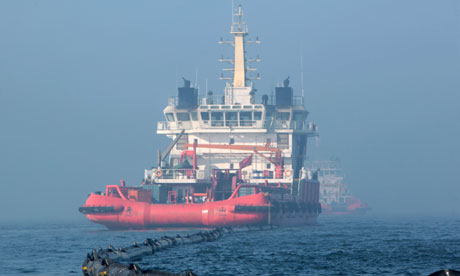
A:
[195, 68, 198, 88]
[232, 0, 235, 24]
[300, 51, 305, 101]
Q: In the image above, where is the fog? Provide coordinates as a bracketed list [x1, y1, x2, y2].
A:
[1, 0, 459, 221]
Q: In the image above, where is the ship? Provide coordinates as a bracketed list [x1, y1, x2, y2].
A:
[79, 5, 321, 229]
[306, 160, 370, 215]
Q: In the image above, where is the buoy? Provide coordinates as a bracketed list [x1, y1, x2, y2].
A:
[154, 169, 162, 178]
[284, 169, 292, 177]
[429, 269, 460, 276]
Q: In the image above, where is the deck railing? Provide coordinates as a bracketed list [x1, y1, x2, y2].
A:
[157, 120, 317, 131]
[145, 169, 206, 181]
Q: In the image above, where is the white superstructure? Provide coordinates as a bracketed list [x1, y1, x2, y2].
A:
[149, 5, 318, 195]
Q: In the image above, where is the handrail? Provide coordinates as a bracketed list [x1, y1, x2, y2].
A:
[145, 169, 206, 181]
[184, 143, 281, 153]
[105, 185, 128, 200]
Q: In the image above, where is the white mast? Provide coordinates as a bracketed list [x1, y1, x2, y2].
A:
[231, 5, 248, 88]
[219, 5, 260, 105]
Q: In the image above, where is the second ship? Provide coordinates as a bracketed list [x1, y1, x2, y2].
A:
[79, 6, 321, 229]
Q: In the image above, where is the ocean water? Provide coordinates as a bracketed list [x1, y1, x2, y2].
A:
[1, 215, 460, 276]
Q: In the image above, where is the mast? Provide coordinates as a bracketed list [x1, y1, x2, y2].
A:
[219, 5, 260, 105]
[231, 5, 248, 88]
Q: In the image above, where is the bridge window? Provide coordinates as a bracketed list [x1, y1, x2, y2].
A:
[264, 111, 274, 128]
[211, 111, 224, 126]
[165, 113, 175, 122]
[240, 111, 252, 126]
[276, 112, 290, 121]
[225, 111, 238, 126]
[177, 112, 190, 121]
[200, 112, 209, 121]
[191, 112, 198, 121]
[254, 111, 262, 120]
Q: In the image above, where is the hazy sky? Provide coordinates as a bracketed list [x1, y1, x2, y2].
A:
[1, 0, 459, 221]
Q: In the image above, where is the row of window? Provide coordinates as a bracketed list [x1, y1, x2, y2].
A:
[166, 111, 263, 123]
[199, 104, 264, 110]
[165, 111, 307, 128]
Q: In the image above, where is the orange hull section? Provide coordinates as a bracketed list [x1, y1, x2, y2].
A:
[82, 192, 317, 229]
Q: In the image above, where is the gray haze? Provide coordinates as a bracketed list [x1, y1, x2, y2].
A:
[1, 0, 459, 221]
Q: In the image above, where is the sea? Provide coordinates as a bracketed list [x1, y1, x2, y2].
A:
[1, 215, 459, 276]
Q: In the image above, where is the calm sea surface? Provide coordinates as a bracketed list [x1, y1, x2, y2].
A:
[1, 215, 460, 276]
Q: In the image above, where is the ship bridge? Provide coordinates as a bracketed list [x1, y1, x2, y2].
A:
[157, 93, 316, 134]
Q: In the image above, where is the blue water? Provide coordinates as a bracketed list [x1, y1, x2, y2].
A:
[1, 215, 460, 275]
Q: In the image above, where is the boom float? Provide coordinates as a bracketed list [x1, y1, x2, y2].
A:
[79, 5, 321, 229]
[82, 226, 275, 276]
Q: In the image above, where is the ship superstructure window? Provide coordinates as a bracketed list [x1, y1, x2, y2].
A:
[232, 105, 241, 109]
[200, 112, 209, 121]
[264, 111, 274, 128]
[277, 133, 289, 149]
[254, 111, 262, 120]
[293, 111, 305, 121]
[243, 105, 253, 109]
[191, 112, 198, 121]
[240, 111, 252, 126]
[293, 111, 306, 129]
[165, 113, 175, 122]
[276, 112, 290, 121]
[177, 112, 190, 121]
[225, 111, 238, 126]
[211, 111, 224, 126]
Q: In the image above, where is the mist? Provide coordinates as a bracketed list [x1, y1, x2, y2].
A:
[0, 0, 459, 221]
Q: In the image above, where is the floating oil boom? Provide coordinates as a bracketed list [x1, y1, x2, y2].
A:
[82, 226, 275, 276]
[79, 5, 321, 229]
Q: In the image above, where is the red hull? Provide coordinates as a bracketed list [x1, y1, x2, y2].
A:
[320, 201, 370, 215]
[83, 193, 317, 230]
[80, 182, 320, 230]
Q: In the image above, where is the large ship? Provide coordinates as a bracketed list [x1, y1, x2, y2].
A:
[306, 160, 370, 215]
[79, 6, 321, 229]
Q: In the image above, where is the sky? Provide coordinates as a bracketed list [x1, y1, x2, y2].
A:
[0, 0, 459, 221]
